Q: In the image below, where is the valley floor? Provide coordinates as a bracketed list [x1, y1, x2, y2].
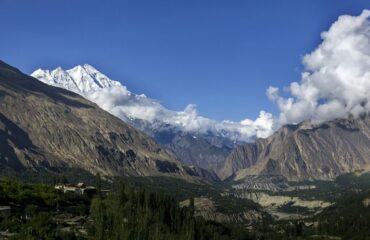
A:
[1, 171, 370, 239]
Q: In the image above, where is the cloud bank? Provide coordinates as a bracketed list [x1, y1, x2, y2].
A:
[268, 9, 370, 125]
[87, 84, 275, 141]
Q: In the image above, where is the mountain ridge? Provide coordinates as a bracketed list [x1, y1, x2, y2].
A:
[220, 114, 370, 181]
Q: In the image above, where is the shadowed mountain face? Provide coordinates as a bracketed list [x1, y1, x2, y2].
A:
[0, 60, 214, 180]
[220, 116, 370, 181]
[129, 118, 234, 172]
[156, 131, 233, 172]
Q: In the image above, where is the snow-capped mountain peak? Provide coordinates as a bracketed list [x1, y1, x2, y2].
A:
[31, 64, 121, 94]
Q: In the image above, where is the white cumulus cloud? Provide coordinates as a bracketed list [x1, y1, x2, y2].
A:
[87, 9, 370, 140]
[268, 9, 370, 125]
[34, 10, 370, 141]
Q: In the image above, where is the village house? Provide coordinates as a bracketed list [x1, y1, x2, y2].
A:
[55, 182, 97, 196]
[0, 206, 11, 218]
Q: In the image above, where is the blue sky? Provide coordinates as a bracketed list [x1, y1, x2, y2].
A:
[0, 0, 369, 121]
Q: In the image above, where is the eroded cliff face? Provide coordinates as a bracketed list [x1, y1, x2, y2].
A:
[220, 116, 370, 181]
[0, 60, 201, 180]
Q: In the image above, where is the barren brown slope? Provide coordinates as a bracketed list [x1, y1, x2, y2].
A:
[220, 116, 370, 181]
[0, 60, 209, 180]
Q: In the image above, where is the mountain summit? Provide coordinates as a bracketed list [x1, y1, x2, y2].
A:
[32, 64, 121, 94]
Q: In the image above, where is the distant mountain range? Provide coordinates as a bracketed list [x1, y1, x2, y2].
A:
[0, 60, 218, 181]
[31, 65, 370, 182]
[32, 65, 241, 173]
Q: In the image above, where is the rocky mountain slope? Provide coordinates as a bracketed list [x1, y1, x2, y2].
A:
[220, 116, 370, 181]
[31, 65, 236, 173]
[156, 130, 233, 172]
[0, 60, 214, 180]
[218, 142, 263, 180]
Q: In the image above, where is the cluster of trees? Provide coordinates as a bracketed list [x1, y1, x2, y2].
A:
[262, 190, 370, 240]
[89, 182, 253, 240]
[2, 174, 370, 240]
[313, 190, 370, 239]
[0, 178, 90, 213]
[0, 178, 56, 207]
[0, 178, 89, 240]
[0, 178, 254, 240]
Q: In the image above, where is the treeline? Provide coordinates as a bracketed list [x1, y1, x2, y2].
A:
[0, 178, 57, 207]
[89, 182, 253, 240]
[0, 177, 90, 213]
[314, 190, 370, 240]
[4, 174, 370, 240]
[266, 190, 370, 240]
